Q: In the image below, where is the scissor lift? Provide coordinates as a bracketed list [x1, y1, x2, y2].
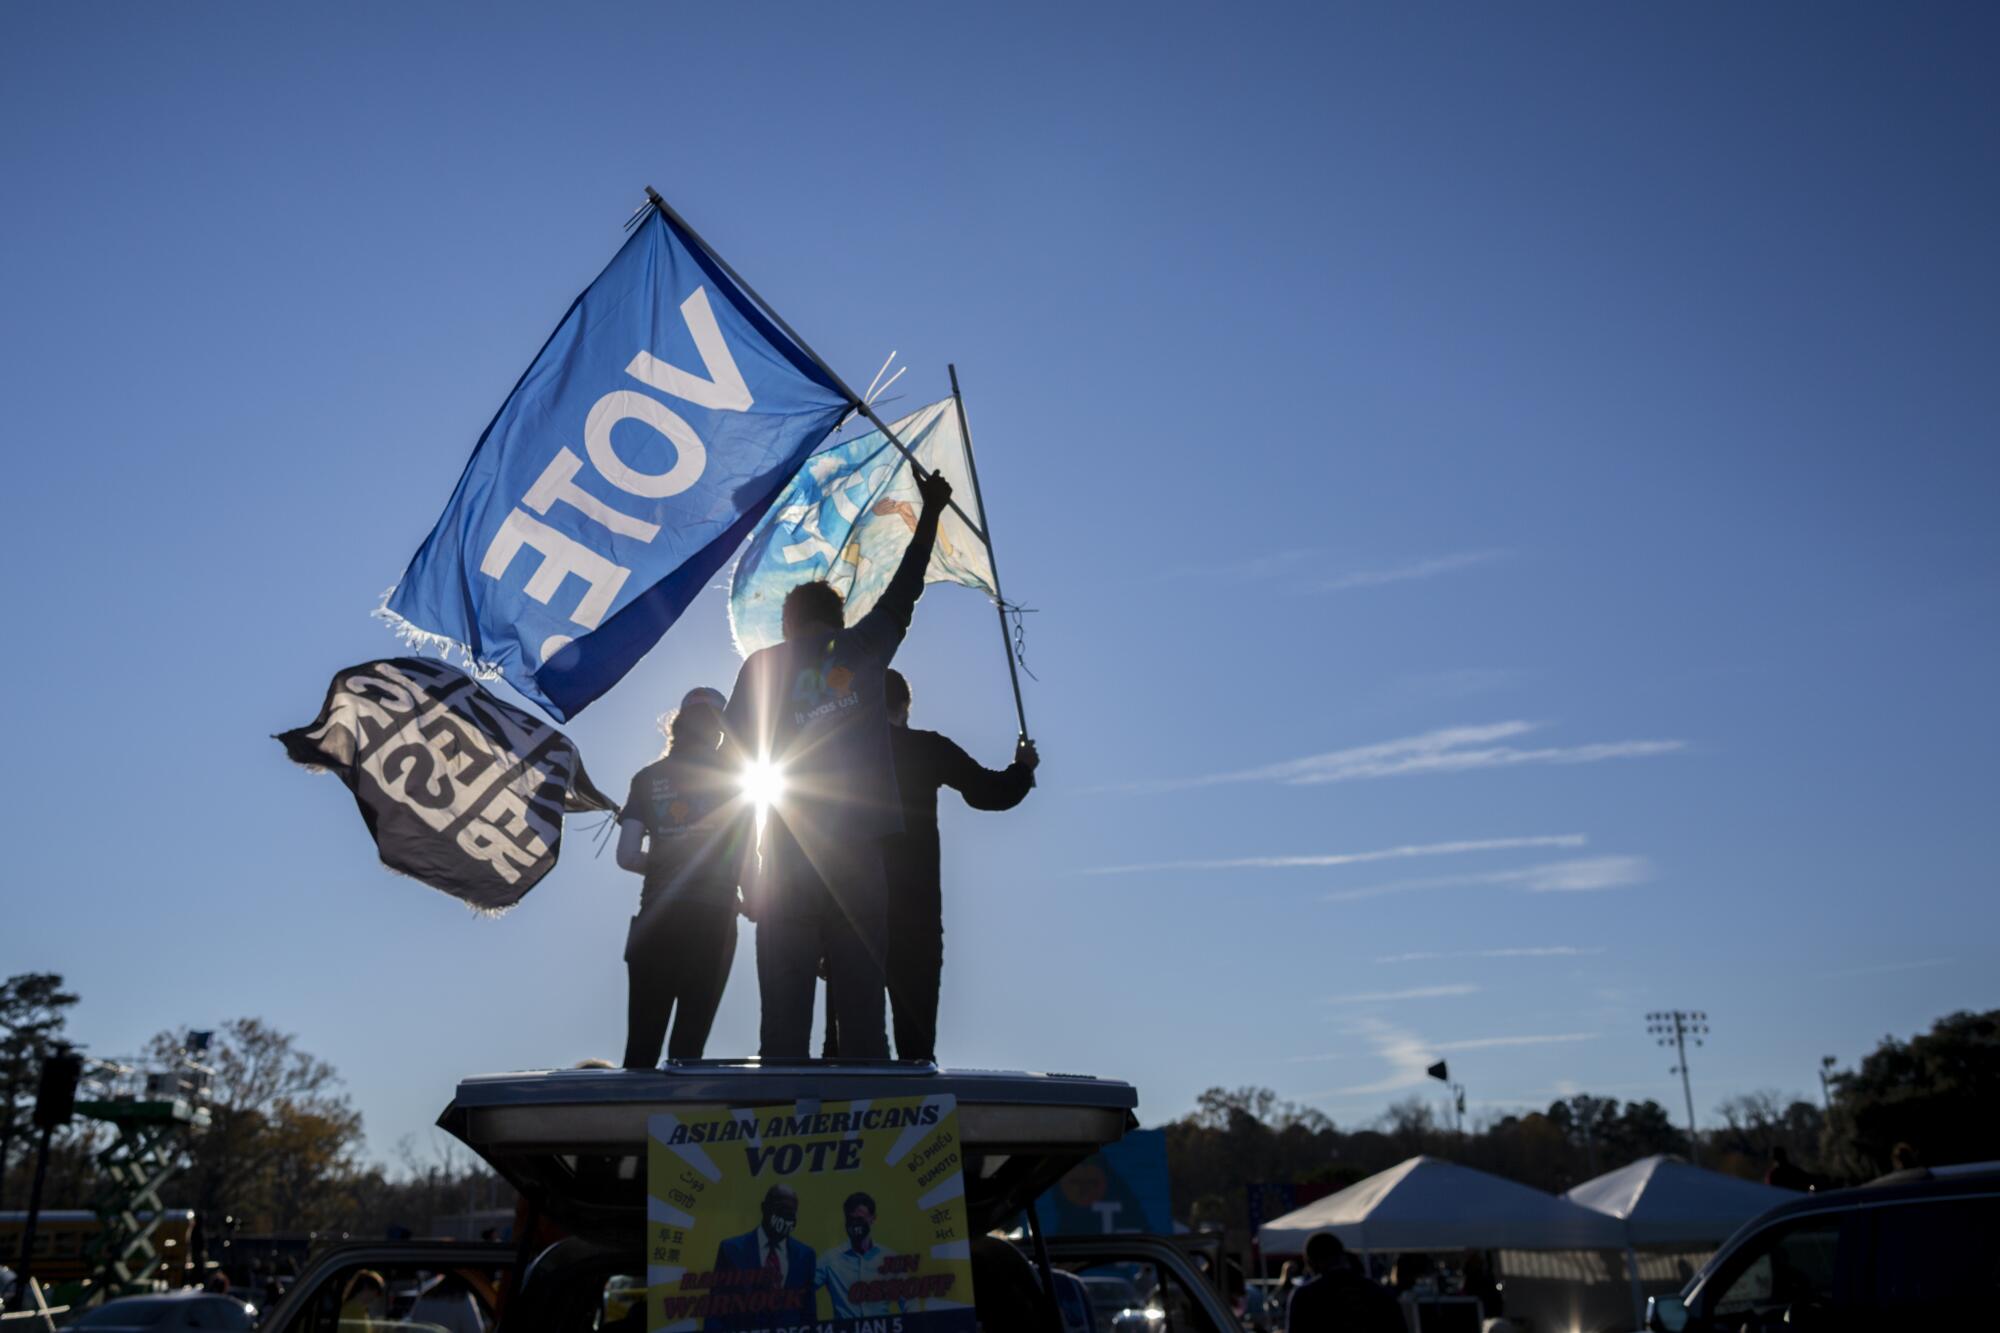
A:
[71, 1093, 208, 1297]
[46, 1038, 214, 1308]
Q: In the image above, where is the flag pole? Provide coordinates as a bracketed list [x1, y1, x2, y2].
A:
[948, 363, 1031, 741]
[643, 187, 988, 543]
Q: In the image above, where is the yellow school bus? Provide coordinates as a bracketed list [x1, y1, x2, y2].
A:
[0, 1209, 196, 1285]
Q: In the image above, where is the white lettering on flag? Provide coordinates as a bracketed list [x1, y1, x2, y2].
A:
[623, 288, 753, 411]
[479, 509, 630, 629]
[523, 447, 661, 540]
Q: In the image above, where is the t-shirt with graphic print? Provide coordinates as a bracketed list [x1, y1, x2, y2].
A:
[621, 749, 747, 910]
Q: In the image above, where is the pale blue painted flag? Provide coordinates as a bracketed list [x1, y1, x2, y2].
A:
[728, 399, 995, 655]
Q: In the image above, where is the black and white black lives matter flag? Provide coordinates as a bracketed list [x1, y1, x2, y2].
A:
[277, 658, 617, 912]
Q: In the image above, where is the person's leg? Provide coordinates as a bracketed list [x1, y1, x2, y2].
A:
[888, 883, 943, 1063]
[666, 903, 736, 1061]
[622, 914, 675, 1070]
[756, 825, 825, 1059]
[822, 838, 891, 1060]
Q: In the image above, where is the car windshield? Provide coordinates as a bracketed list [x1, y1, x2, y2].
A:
[74, 1298, 180, 1327]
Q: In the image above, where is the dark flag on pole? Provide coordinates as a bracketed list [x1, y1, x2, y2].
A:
[277, 658, 617, 912]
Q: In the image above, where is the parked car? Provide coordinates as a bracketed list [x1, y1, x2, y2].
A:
[1080, 1271, 1162, 1333]
[254, 1062, 1242, 1333]
[1647, 1161, 2000, 1330]
[67, 1289, 255, 1331]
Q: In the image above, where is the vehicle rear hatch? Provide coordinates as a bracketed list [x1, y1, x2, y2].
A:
[438, 1061, 1138, 1246]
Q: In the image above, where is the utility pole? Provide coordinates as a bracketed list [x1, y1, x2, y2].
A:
[1818, 1056, 1838, 1115]
[12, 1045, 81, 1313]
[1646, 1011, 1709, 1165]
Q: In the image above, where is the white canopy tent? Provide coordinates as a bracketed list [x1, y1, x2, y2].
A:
[1563, 1154, 1799, 1247]
[1256, 1156, 1628, 1255]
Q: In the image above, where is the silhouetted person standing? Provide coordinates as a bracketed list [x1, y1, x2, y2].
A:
[881, 669, 1037, 1062]
[724, 469, 953, 1059]
[1765, 1145, 1812, 1191]
[616, 687, 749, 1067]
[1287, 1233, 1402, 1333]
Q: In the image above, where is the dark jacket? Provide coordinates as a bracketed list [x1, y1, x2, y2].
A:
[883, 725, 1035, 900]
[723, 502, 941, 845]
[707, 1229, 817, 1331]
[1286, 1268, 1403, 1333]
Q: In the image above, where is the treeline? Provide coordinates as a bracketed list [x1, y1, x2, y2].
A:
[1164, 1008, 2000, 1237]
[0, 976, 498, 1239]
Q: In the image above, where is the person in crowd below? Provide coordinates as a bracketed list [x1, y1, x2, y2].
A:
[408, 1271, 484, 1333]
[616, 686, 752, 1068]
[1765, 1145, 1812, 1190]
[879, 669, 1036, 1062]
[1461, 1250, 1501, 1318]
[1287, 1232, 1402, 1333]
[724, 469, 954, 1060]
[968, 1234, 1044, 1332]
[338, 1269, 389, 1332]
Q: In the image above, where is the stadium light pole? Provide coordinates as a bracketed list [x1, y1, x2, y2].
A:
[1646, 1011, 1709, 1165]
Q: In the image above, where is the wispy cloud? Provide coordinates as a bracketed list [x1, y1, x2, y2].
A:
[1097, 722, 1686, 794]
[1822, 958, 1953, 979]
[1079, 834, 1586, 877]
[1314, 1018, 1602, 1095]
[1375, 945, 1606, 964]
[1325, 984, 1480, 1004]
[1322, 549, 1509, 592]
[1436, 1032, 1600, 1052]
[1326, 855, 1653, 903]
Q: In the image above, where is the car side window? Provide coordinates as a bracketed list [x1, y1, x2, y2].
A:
[1866, 1196, 2000, 1323]
[277, 1261, 498, 1333]
[1072, 1261, 1224, 1333]
[1709, 1216, 1845, 1323]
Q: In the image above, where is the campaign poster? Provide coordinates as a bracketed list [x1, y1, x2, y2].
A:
[646, 1095, 976, 1333]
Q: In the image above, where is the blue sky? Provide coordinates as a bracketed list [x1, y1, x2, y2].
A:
[4, 4, 1995, 1165]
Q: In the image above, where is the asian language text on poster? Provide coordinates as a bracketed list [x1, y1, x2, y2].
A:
[646, 1095, 976, 1333]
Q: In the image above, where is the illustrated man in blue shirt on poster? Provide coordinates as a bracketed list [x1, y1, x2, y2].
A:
[816, 1191, 903, 1320]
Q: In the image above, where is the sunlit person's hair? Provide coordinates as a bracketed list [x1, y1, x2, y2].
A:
[781, 581, 845, 640]
[659, 703, 722, 757]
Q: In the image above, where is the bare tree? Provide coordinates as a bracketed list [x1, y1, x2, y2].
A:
[145, 1018, 364, 1233]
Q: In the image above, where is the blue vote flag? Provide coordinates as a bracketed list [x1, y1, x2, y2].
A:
[728, 398, 997, 655]
[383, 208, 851, 720]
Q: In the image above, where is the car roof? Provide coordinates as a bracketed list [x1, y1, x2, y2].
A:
[438, 1061, 1138, 1242]
[1727, 1161, 2000, 1229]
